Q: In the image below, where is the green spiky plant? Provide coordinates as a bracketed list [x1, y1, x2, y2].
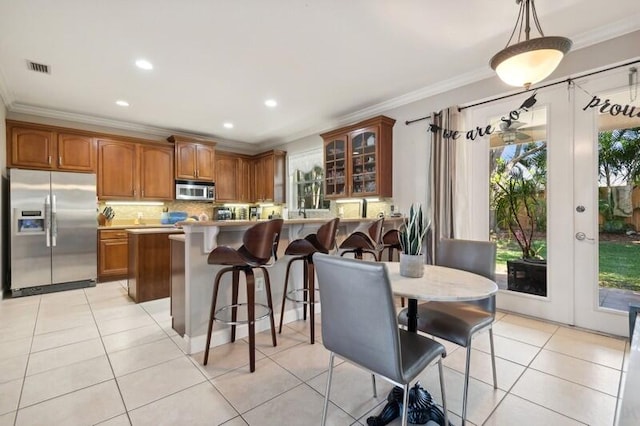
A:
[399, 203, 429, 255]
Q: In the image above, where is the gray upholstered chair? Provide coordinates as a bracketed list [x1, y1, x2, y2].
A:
[313, 253, 448, 426]
[398, 238, 497, 425]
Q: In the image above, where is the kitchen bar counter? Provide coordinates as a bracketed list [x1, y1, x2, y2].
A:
[171, 216, 403, 354]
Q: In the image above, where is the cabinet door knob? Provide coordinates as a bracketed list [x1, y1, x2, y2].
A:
[48, 155, 52, 164]
[58, 156, 62, 166]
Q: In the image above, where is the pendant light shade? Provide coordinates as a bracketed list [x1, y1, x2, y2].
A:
[490, 0, 572, 89]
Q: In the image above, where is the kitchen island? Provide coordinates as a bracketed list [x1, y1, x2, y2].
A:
[170, 217, 403, 354]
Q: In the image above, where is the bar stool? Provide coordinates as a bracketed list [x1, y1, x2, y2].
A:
[381, 228, 406, 307]
[278, 218, 340, 344]
[203, 219, 284, 372]
[381, 229, 402, 261]
[338, 217, 384, 260]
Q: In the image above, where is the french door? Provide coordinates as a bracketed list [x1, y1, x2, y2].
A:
[573, 66, 639, 335]
[462, 65, 638, 335]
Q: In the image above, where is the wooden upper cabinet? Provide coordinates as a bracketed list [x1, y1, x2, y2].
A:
[239, 156, 253, 202]
[9, 126, 56, 169]
[98, 139, 137, 199]
[215, 152, 241, 202]
[195, 144, 215, 181]
[321, 115, 395, 199]
[57, 133, 97, 172]
[253, 150, 286, 203]
[139, 145, 174, 200]
[7, 122, 97, 172]
[168, 136, 216, 181]
[97, 139, 174, 200]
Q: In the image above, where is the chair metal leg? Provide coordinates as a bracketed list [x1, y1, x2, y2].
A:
[489, 328, 498, 389]
[462, 344, 472, 426]
[401, 383, 409, 426]
[260, 267, 277, 347]
[371, 374, 377, 398]
[322, 353, 336, 426]
[438, 359, 448, 426]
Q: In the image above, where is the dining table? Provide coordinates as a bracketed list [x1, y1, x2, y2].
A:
[385, 261, 499, 332]
[366, 261, 499, 426]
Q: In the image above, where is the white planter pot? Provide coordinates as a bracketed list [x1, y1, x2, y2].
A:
[399, 253, 424, 278]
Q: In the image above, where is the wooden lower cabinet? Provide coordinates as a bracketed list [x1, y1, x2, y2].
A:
[170, 238, 185, 336]
[128, 231, 181, 303]
[98, 230, 129, 281]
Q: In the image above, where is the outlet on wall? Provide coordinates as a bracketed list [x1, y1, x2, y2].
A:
[256, 276, 264, 291]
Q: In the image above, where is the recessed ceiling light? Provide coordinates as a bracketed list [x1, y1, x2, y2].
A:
[116, 100, 130, 107]
[264, 99, 278, 108]
[223, 122, 234, 129]
[135, 59, 153, 70]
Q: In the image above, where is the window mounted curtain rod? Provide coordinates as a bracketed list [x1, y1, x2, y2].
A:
[405, 58, 640, 125]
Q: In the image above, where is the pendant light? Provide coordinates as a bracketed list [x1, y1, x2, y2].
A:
[490, 0, 572, 89]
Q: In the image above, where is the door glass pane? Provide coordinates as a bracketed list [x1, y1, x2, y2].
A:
[596, 89, 640, 310]
[489, 106, 548, 296]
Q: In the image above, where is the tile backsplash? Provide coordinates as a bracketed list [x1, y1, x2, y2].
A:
[97, 199, 396, 224]
[97, 201, 215, 224]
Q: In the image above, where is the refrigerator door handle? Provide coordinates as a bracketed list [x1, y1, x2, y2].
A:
[51, 195, 57, 247]
[45, 195, 51, 247]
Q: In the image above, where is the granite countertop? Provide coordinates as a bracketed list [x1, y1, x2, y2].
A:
[177, 216, 404, 227]
[98, 224, 179, 230]
[125, 227, 185, 234]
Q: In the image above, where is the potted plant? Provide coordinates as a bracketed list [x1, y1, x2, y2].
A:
[491, 164, 547, 295]
[398, 203, 429, 277]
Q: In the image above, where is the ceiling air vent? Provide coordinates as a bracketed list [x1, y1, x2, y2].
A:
[27, 61, 50, 74]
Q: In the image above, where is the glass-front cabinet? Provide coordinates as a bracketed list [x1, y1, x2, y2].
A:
[324, 136, 346, 197]
[321, 115, 395, 199]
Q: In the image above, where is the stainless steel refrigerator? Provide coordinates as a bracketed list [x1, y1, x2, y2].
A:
[8, 169, 97, 296]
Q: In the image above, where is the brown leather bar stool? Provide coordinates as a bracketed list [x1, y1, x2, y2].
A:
[381, 228, 402, 261]
[338, 217, 384, 260]
[278, 218, 340, 344]
[203, 219, 284, 372]
[381, 228, 406, 307]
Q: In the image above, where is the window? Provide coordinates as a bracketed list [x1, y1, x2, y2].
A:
[288, 149, 330, 211]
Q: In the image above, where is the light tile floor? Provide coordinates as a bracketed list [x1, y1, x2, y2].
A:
[0, 280, 630, 426]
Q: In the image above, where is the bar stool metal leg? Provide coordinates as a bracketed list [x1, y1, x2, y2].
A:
[204, 266, 232, 366]
[230, 269, 240, 342]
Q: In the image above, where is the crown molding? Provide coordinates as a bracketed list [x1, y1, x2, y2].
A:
[570, 15, 640, 50]
[7, 102, 258, 152]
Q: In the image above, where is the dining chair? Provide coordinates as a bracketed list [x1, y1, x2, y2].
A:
[313, 253, 448, 426]
[203, 219, 283, 372]
[338, 217, 384, 260]
[278, 217, 340, 343]
[398, 238, 497, 425]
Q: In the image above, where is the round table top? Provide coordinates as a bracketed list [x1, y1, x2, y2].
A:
[384, 262, 498, 302]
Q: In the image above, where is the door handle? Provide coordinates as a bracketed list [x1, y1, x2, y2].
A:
[51, 195, 57, 247]
[575, 232, 594, 241]
[45, 195, 51, 247]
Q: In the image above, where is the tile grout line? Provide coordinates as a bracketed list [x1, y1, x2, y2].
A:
[12, 294, 43, 426]
[83, 285, 134, 426]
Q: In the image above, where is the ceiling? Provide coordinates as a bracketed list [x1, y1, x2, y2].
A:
[0, 1, 638, 148]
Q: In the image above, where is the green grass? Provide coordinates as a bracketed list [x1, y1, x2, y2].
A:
[598, 241, 640, 291]
[495, 236, 640, 291]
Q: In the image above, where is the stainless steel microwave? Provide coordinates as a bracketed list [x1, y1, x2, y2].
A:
[175, 180, 215, 201]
